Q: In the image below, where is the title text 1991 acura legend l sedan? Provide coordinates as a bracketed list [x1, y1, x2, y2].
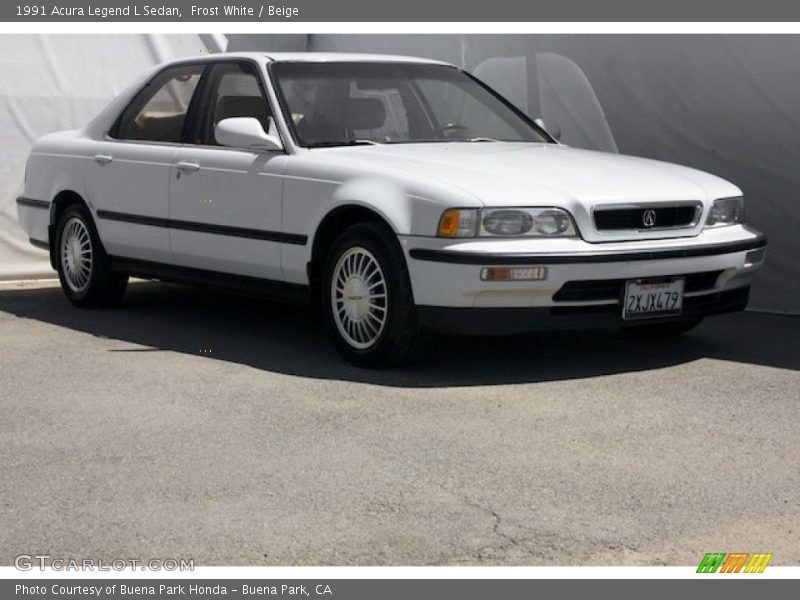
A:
[17, 52, 766, 366]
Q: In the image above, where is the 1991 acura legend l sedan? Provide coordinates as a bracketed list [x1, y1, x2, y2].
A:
[17, 52, 766, 366]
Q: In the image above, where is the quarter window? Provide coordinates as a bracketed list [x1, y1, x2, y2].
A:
[113, 64, 205, 143]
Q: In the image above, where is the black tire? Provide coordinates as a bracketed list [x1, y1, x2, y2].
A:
[622, 317, 703, 337]
[54, 203, 128, 308]
[322, 222, 427, 368]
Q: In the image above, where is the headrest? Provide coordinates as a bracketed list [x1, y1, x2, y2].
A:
[343, 98, 386, 131]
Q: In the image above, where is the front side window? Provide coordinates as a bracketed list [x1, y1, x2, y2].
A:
[113, 64, 205, 143]
[271, 62, 550, 147]
[190, 61, 273, 146]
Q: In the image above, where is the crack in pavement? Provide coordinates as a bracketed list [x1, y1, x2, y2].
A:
[459, 495, 539, 560]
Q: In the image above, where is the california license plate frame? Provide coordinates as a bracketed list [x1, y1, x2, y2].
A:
[622, 277, 685, 320]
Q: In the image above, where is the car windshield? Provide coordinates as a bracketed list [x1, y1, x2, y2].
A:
[270, 61, 551, 148]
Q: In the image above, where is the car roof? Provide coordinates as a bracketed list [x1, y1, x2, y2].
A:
[166, 51, 453, 67]
[263, 52, 451, 65]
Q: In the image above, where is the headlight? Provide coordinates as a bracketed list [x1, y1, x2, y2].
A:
[438, 207, 577, 238]
[531, 209, 574, 236]
[483, 209, 534, 236]
[705, 197, 744, 228]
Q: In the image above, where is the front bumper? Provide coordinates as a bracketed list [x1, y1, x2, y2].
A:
[401, 225, 765, 333]
[417, 286, 751, 335]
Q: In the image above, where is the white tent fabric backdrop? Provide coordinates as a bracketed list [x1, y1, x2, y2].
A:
[2, 34, 798, 314]
[0, 34, 208, 279]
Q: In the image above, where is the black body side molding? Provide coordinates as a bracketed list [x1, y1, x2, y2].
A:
[97, 210, 307, 246]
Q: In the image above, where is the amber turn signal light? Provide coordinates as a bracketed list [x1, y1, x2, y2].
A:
[437, 208, 477, 238]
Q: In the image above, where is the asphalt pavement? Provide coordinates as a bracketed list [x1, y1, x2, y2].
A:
[1, 279, 798, 565]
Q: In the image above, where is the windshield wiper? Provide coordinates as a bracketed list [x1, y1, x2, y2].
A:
[468, 137, 502, 143]
[307, 139, 381, 148]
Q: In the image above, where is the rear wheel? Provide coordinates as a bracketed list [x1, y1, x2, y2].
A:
[55, 204, 128, 308]
[622, 317, 703, 337]
[322, 222, 426, 368]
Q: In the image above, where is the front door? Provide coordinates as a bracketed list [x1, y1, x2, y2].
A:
[168, 61, 286, 281]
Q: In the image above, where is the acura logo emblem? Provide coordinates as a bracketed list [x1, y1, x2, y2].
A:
[642, 209, 657, 228]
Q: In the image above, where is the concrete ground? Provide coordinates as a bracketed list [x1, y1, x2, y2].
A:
[0, 279, 798, 566]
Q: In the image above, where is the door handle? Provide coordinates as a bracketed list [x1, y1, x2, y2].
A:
[93, 154, 113, 164]
[175, 161, 200, 172]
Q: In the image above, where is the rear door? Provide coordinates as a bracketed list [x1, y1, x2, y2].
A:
[85, 63, 206, 262]
[167, 60, 287, 281]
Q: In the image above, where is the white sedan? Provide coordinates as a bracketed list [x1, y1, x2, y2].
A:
[17, 52, 766, 367]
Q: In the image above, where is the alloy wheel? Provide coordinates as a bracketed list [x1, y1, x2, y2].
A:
[60, 216, 94, 293]
[330, 246, 388, 349]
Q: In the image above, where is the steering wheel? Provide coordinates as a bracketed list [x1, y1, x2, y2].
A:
[433, 123, 469, 139]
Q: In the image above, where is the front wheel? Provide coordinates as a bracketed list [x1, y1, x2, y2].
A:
[55, 204, 128, 308]
[322, 222, 426, 368]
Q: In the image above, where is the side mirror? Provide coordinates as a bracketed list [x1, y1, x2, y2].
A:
[535, 118, 561, 141]
[215, 117, 283, 151]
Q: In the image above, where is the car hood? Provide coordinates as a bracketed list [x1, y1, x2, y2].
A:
[314, 142, 740, 208]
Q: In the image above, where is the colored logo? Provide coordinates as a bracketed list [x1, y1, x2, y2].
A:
[642, 208, 657, 228]
[697, 552, 773, 573]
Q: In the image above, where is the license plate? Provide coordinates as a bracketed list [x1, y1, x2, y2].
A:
[623, 278, 684, 320]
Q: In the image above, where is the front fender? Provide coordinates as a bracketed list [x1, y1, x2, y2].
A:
[331, 177, 412, 234]
[332, 175, 481, 237]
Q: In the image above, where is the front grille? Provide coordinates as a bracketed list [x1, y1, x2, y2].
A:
[553, 270, 723, 303]
[594, 204, 699, 231]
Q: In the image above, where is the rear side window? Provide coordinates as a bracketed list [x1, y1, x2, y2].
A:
[113, 64, 205, 143]
[190, 61, 272, 145]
